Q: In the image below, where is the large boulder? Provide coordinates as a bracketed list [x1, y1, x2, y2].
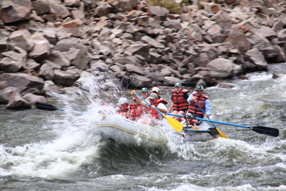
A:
[53, 69, 80, 86]
[45, 0, 70, 18]
[23, 93, 47, 104]
[6, 91, 31, 109]
[0, 0, 32, 24]
[54, 39, 89, 70]
[225, 30, 251, 54]
[245, 47, 268, 70]
[130, 74, 152, 88]
[2, 73, 45, 94]
[31, 0, 50, 15]
[39, 60, 61, 80]
[9, 29, 34, 51]
[29, 32, 51, 62]
[0, 47, 27, 72]
[205, 58, 241, 78]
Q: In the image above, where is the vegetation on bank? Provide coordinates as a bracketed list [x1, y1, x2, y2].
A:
[147, 0, 183, 13]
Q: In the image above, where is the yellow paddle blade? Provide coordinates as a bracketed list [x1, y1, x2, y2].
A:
[163, 115, 183, 132]
[216, 128, 228, 138]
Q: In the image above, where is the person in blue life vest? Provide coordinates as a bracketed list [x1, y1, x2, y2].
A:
[168, 82, 189, 122]
[115, 97, 129, 117]
[141, 87, 149, 99]
[186, 84, 211, 125]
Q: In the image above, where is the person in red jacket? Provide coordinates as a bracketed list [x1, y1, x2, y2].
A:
[129, 98, 144, 121]
[131, 91, 168, 125]
[168, 82, 189, 122]
[115, 97, 129, 117]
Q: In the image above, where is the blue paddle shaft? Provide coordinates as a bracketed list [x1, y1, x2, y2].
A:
[194, 101, 217, 128]
[135, 92, 163, 115]
[167, 113, 249, 129]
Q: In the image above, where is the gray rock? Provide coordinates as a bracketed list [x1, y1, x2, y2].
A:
[125, 64, 144, 75]
[90, 60, 109, 72]
[163, 76, 182, 86]
[31, 0, 50, 15]
[53, 69, 80, 86]
[29, 32, 51, 61]
[0, 0, 31, 23]
[130, 74, 152, 88]
[23, 93, 47, 104]
[141, 35, 165, 49]
[46, 0, 70, 18]
[125, 44, 150, 57]
[206, 58, 241, 78]
[0, 92, 9, 104]
[9, 29, 34, 51]
[48, 50, 70, 67]
[147, 6, 169, 20]
[277, 29, 286, 41]
[2, 73, 45, 94]
[39, 61, 58, 80]
[0, 48, 27, 72]
[225, 30, 251, 54]
[245, 47, 268, 69]
[6, 91, 31, 109]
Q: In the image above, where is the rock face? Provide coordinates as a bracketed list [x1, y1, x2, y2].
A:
[1, 0, 286, 109]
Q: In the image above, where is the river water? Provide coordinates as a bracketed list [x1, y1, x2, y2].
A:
[1, 63, 286, 191]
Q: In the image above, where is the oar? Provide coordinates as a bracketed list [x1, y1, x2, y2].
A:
[194, 101, 228, 138]
[167, 113, 279, 137]
[35, 102, 84, 114]
[134, 92, 183, 133]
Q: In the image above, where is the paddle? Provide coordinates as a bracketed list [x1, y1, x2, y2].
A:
[194, 101, 228, 138]
[134, 92, 183, 133]
[35, 102, 84, 114]
[167, 113, 279, 137]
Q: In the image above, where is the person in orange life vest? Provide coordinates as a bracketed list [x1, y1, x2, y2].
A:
[115, 97, 129, 117]
[132, 91, 168, 121]
[186, 85, 211, 125]
[168, 82, 189, 122]
[129, 98, 144, 121]
[141, 87, 149, 99]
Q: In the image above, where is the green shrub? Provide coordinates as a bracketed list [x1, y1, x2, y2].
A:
[147, 0, 182, 14]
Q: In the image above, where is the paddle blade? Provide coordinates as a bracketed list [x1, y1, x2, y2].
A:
[251, 126, 279, 137]
[35, 102, 59, 111]
[216, 128, 228, 138]
[163, 115, 183, 132]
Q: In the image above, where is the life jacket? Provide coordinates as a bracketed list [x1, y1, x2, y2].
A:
[188, 91, 209, 115]
[171, 89, 189, 111]
[148, 98, 168, 120]
[115, 105, 129, 114]
[129, 104, 144, 121]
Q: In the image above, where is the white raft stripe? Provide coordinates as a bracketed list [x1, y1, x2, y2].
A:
[95, 124, 165, 143]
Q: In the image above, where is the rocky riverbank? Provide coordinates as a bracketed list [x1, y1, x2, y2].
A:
[0, 0, 286, 109]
